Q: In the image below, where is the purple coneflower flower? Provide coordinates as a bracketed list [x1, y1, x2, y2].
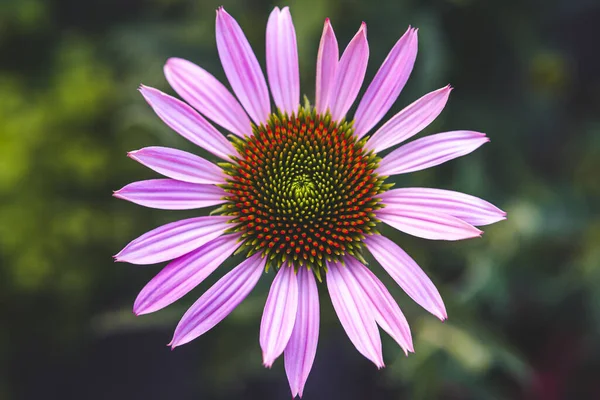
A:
[115, 6, 505, 397]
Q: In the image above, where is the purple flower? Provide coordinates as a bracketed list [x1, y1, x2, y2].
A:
[115, 6, 505, 397]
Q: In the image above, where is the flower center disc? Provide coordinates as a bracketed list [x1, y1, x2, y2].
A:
[220, 106, 388, 278]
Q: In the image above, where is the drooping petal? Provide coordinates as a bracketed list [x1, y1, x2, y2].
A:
[114, 179, 227, 210]
[266, 7, 300, 115]
[377, 131, 489, 176]
[114, 215, 232, 265]
[364, 235, 446, 320]
[128, 147, 226, 185]
[284, 267, 319, 398]
[260, 264, 299, 367]
[164, 57, 252, 137]
[171, 253, 266, 347]
[365, 86, 452, 152]
[216, 7, 271, 125]
[345, 257, 413, 354]
[134, 233, 242, 315]
[328, 23, 369, 122]
[327, 260, 384, 368]
[379, 187, 506, 226]
[139, 86, 236, 160]
[315, 18, 338, 115]
[354, 27, 418, 138]
[377, 209, 482, 241]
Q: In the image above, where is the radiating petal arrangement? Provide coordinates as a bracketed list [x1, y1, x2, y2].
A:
[115, 5, 505, 397]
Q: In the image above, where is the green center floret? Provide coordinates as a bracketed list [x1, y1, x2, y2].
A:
[217, 105, 390, 280]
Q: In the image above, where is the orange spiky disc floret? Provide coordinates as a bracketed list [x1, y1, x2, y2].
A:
[218, 106, 390, 279]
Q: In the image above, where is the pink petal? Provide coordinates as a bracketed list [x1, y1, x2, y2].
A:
[345, 257, 413, 354]
[216, 7, 271, 125]
[260, 264, 299, 367]
[379, 187, 506, 226]
[284, 267, 319, 398]
[139, 86, 236, 160]
[128, 146, 226, 185]
[164, 57, 252, 137]
[113, 179, 227, 210]
[114, 215, 232, 265]
[171, 253, 266, 347]
[328, 23, 369, 122]
[326, 260, 384, 368]
[364, 235, 447, 320]
[315, 18, 339, 115]
[266, 7, 300, 115]
[365, 85, 452, 152]
[377, 130, 489, 176]
[354, 27, 418, 138]
[134, 233, 242, 315]
[377, 209, 482, 241]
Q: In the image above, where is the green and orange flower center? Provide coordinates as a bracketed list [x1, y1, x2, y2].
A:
[219, 105, 390, 279]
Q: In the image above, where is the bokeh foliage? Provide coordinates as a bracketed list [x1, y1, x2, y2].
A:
[1, 0, 599, 399]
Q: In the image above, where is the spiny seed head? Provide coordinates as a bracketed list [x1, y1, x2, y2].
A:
[218, 105, 389, 279]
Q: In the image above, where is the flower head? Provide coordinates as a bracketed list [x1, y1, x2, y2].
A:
[115, 6, 505, 397]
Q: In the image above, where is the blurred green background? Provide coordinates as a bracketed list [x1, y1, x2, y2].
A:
[1, 0, 599, 399]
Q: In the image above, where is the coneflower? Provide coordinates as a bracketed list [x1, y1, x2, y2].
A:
[114, 6, 505, 397]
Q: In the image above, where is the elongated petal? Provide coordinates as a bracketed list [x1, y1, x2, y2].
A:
[216, 7, 270, 125]
[366, 86, 452, 152]
[171, 253, 266, 347]
[285, 268, 319, 398]
[379, 188, 506, 226]
[128, 147, 226, 185]
[328, 23, 369, 122]
[261, 264, 299, 367]
[377, 209, 482, 241]
[364, 235, 446, 320]
[139, 86, 236, 160]
[327, 260, 384, 368]
[164, 58, 252, 137]
[315, 18, 338, 115]
[266, 7, 300, 115]
[354, 28, 418, 138]
[134, 233, 242, 315]
[378, 131, 489, 176]
[345, 257, 413, 354]
[114, 179, 227, 210]
[114, 216, 232, 265]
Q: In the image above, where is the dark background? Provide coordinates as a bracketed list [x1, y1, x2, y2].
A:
[1, 0, 599, 399]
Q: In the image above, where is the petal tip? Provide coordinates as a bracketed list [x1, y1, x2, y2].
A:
[437, 307, 448, 321]
[168, 337, 181, 350]
[126, 152, 140, 163]
[216, 6, 230, 19]
[163, 57, 181, 71]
